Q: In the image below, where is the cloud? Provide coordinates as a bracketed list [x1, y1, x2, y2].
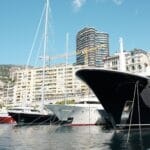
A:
[72, 0, 124, 11]
[73, 0, 86, 11]
[94, 0, 124, 5]
[112, 0, 124, 5]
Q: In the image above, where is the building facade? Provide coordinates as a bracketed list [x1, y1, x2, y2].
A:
[76, 27, 109, 67]
[104, 49, 150, 74]
[12, 64, 90, 104]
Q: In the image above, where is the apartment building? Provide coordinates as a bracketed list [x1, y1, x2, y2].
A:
[12, 64, 90, 104]
[104, 49, 150, 74]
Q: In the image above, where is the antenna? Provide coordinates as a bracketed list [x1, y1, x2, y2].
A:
[119, 37, 124, 53]
[119, 37, 126, 72]
[66, 32, 69, 65]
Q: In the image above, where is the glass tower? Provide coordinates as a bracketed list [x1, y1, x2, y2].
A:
[76, 27, 109, 67]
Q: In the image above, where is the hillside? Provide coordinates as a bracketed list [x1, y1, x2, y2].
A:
[0, 65, 25, 84]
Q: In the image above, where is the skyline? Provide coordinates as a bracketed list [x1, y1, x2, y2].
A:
[0, 0, 150, 65]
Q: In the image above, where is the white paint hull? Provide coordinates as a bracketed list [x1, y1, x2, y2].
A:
[46, 104, 108, 126]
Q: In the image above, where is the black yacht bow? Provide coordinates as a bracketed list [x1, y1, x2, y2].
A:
[76, 69, 150, 128]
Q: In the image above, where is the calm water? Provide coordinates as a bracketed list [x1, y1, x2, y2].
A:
[0, 124, 150, 150]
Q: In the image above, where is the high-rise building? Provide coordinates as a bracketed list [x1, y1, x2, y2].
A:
[76, 27, 109, 67]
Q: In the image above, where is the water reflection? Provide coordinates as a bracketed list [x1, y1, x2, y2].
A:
[53, 126, 114, 150]
[109, 129, 150, 150]
[0, 124, 150, 149]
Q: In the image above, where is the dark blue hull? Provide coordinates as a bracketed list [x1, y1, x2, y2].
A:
[8, 112, 59, 125]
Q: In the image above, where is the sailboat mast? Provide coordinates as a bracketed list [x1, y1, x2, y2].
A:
[41, 0, 49, 109]
[66, 32, 69, 66]
[65, 32, 69, 105]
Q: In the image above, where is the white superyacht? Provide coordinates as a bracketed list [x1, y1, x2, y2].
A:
[46, 96, 109, 126]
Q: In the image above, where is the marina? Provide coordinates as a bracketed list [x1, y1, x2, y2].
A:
[0, 0, 150, 149]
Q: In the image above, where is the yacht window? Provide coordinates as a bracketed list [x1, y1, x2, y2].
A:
[86, 101, 100, 104]
[76, 101, 84, 104]
[120, 101, 133, 125]
[8, 108, 23, 111]
[31, 109, 40, 112]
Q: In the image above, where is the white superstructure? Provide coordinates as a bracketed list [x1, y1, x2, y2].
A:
[46, 96, 108, 126]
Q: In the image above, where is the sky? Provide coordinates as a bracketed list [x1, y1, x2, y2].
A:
[0, 0, 150, 65]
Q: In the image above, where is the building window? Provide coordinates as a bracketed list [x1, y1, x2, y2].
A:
[132, 58, 135, 63]
[126, 66, 129, 71]
[138, 65, 142, 70]
[132, 66, 135, 70]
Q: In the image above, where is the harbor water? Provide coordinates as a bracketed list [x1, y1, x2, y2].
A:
[0, 124, 150, 150]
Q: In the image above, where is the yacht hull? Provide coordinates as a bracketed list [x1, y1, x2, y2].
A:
[0, 116, 16, 124]
[46, 104, 109, 126]
[8, 112, 59, 125]
[76, 69, 150, 128]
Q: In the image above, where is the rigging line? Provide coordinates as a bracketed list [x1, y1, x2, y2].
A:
[25, 3, 46, 69]
[34, 0, 51, 67]
[127, 81, 138, 143]
[137, 81, 143, 148]
[23, 2, 46, 108]
[23, 2, 46, 105]
[48, 0, 55, 47]
[34, 33, 44, 67]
